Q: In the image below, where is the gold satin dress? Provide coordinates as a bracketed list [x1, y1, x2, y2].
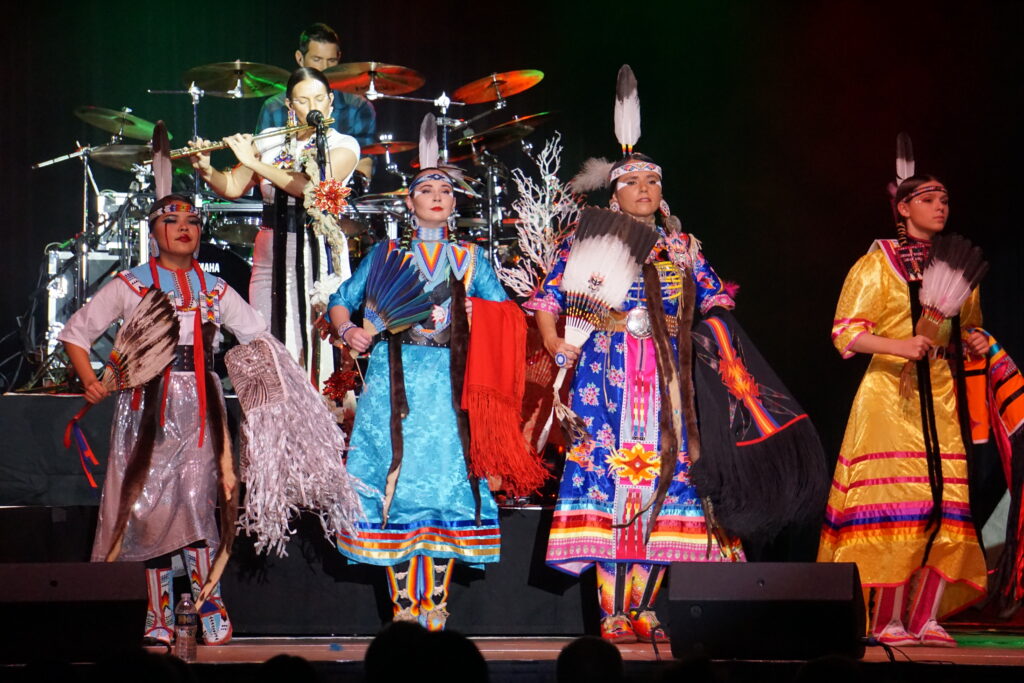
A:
[818, 240, 987, 617]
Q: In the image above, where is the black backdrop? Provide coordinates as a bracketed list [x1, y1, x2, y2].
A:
[2, 0, 1022, 469]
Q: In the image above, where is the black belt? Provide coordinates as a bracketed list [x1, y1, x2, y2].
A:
[170, 345, 215, 371]
[381, 328, 451, 348]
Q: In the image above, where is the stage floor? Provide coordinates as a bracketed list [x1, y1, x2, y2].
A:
[144, 634, 1024, 666]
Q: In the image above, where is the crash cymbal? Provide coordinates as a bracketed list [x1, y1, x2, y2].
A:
[74, 106, 162, 141]
[359, 189, 409, 202]
[452, 70, 544, 104]
[490, 111, 554, 131]
[444, 123, 534, 163]
[324, 62, 424, 96]
[182, 60, 289, 98]
[88, 144, 152, 171]
[360, 141, 417, 155]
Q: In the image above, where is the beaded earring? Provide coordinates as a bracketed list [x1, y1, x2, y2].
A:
[659, 199, 671, 217]
[609, 198, 621, 213]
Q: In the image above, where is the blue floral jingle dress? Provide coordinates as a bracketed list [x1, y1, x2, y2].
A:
[525, 229, 745, 576]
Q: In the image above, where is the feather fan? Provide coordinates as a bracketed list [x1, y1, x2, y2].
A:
[362, 244, 433, 337]
[550, 208, 659, 440]
[63, 288, 179, 485]
[917, 232, 988, 335]
[101, 288, 180, 391]
[419, 114, 439, 170]
[899, 232, 988, 397]
[568, 157, 615, 193]
[614, 65, 640, 155]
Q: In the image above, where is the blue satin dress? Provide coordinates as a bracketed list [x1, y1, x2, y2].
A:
[329, 239, 508, 568]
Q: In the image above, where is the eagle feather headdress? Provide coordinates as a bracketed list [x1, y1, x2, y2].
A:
[569, 64, 642, 193]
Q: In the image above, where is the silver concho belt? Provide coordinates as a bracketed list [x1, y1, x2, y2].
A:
[625, 307, 652, 339]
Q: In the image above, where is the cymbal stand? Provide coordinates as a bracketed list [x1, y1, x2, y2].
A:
[362, 74, 467, 164]
[377, 134, 411, 189]
[32, 144, 102, 310]
[147, 81, 207, 198]
[478, 151, 507, 263]
[23, 144, 106, 389]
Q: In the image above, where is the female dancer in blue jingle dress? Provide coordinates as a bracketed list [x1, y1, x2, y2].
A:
[327, 167, 507, 631]
[527, 155, 744, 642]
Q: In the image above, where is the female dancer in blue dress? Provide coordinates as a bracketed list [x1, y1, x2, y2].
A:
[327, 164, 508, 631]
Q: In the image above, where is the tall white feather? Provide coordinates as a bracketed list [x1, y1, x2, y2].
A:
[896, 132, 914, 186]
[419, 114, 439, 170]
[614, 65, 640, 154]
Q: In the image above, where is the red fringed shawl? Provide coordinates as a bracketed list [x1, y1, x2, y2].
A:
[461, 298, 548, 496]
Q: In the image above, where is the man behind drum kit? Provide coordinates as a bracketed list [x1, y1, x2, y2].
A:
[257, 22, 377, 156]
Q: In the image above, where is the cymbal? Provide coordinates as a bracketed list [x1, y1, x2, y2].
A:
[74, 106, 162, 141]
[324, 62, 424, 96]
[360, 189, 409, 202]
[182, 60, 289, 98]
[452, 70, 544, 104]
[89, 144, 152, 171]
[490, 111, 554, 131]
[360, 141, 417, 156]
[445, 123, 534, 163]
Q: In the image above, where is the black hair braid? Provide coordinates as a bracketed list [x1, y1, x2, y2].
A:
[398, 221, 414, 251]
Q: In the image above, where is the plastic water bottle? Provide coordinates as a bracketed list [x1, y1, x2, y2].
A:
[173, 593, 198, 662]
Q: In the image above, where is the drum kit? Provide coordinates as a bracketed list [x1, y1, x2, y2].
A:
[26, 57, 549, 385]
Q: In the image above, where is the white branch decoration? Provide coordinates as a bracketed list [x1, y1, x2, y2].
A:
[497, 132, 583, 297]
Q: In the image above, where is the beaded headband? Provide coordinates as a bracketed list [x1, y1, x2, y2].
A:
[903, 184, 948, 202]
[409, 170, 453, 193]
[149, 201, 200, 221]
[609, 160, 662, 182]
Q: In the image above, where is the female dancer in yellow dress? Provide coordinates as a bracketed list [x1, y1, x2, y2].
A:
[820, 174, 991, 647]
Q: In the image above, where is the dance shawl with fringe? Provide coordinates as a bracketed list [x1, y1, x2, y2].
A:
[690, 309, 830, 540]
[461, 298, 548, 496]
[964, 328, 1024, 607]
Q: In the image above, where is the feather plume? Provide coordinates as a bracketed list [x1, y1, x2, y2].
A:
[100, 289, 179, 391]
[152, 121, 172, 201]
[614, 65, 641, 154]
[419, 114, 439, 170]
[896, 132, 915, 186]
[568, 157, 615, 193]
[362, 244, 433, 336]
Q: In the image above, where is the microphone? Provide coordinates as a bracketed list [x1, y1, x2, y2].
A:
[307, 110, 328, 181]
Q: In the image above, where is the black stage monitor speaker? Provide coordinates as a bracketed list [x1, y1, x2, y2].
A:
[668, 562, 865, 660]
[0, 561, 146, 664]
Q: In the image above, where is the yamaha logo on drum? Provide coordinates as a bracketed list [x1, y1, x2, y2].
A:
[199, 261, 221, 274]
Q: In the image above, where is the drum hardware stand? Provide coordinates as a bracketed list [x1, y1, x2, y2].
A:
[362, 78, 467, 164]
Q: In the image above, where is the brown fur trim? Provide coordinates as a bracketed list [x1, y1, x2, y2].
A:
[199, 366, 237, 605]
[676, 244, 700, 465]
[382, 334, 409, 527]
[638, 262, 683, 540]
[448, 274, 481, 525]
[105, 377, 162, 561]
